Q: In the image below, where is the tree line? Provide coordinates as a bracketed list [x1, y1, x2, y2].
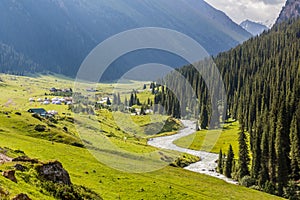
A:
[158, 18, 300, 198]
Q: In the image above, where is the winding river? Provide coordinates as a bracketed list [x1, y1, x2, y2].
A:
[148, 120, 238, 184]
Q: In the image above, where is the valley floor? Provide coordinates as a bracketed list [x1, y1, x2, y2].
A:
[0, 74, 283, 199]
[148, 120, 238, 184]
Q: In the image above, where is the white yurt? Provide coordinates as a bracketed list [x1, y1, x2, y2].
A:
[43, 101, 50, 105]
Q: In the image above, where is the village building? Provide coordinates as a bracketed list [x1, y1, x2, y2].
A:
[28, 108, 47, 117]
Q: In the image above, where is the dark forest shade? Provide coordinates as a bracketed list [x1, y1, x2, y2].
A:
[160, 18, 300, 197]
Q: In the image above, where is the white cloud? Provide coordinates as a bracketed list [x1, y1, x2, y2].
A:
[205, 0, 286, 26]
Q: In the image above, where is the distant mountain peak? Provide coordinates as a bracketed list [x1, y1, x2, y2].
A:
[276, 0, 300, 24]
[240, 20, 269, 36]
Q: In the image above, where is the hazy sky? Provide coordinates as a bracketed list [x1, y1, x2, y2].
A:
[205, 0, 286, 26]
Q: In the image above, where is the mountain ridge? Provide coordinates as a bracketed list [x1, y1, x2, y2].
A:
[0, 0, 251, 80]
[276, 0, 300, 24]
[240, 20, 269, 36]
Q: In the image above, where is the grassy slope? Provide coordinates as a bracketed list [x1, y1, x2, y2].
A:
[174, 121, 242, 155]
[0, 132, 282, 200]
[0, 74, 281, 199]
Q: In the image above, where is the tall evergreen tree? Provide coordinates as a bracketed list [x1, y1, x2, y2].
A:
[129, 93, 134, 107]
[259, 129, 270, 187]
[275, 102, 289, 196]
[251, 121, 262, 179]
[225, 144, 234, 178]
[289, 115, 300, 180]
[238, 125, 250, 180]
[218, 149, 223, 174]
[199, 104, 209, 129]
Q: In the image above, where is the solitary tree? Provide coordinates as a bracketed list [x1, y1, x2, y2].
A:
[106, 97, 111, 105]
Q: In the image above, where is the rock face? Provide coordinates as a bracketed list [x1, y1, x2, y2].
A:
[36, 161, 71, 185]
[276, 0, 300, 24]
[12, 193, 31, 200]
[2, 170, 17, 183]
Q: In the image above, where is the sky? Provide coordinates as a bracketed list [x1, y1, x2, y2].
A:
[205, 0, 287, 27]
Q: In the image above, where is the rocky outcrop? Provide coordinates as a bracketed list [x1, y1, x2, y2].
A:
[276, 0, 300, 24]
[2, 170, 17, 183]
[12, 193, 31, 200]
[36, 161, 71, 185]
[0, 153, 12, 164]
[12, 156, 38, 164]
[14, 164, 27, 172]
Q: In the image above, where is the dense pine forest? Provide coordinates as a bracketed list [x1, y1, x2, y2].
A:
[0, 43, 40, 74]
[156, 18, 300, 198]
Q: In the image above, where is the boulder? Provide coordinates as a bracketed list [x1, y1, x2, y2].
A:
[36, 161, 71, 185]
[12, 193, 31, 200]
[2, 170, 17, 183]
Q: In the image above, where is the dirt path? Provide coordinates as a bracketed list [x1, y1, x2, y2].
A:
[148, 120, 238, 184]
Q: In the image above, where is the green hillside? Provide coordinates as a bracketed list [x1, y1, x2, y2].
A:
[0, 74, 281, 199]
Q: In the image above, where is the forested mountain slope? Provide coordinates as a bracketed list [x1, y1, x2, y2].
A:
[0, 0, 251, 79]
[157, 18, 300, 198]
[0, 42, 40, 74]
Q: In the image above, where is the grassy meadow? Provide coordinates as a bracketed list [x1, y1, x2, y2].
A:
[173, 120, 242, 155]
[0, 74, 282, 199]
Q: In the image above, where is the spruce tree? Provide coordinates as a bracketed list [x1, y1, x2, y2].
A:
[218, 149, 223, 174]
[124, 97, 128, 107]
[251, 121, 262, 179]
[117, 93, 121, 105]
[129, 93, 134, 107]
[238, 125, 250, 180]
[289, 115, 300, 180]
[225, 144, 234, 178]
[275, 102, 289, 196]
[200, 104, 208, 129]
[259, 130, 269, 187]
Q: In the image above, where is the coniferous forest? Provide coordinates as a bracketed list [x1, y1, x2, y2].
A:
[156, 18, 300, 198]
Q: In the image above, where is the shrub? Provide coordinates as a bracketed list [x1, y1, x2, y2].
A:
[47, 117, 58, 124]
[71, 142, 84, 148]
[170, 154, 200, 168]
[41, 181, 103, 200]
[263, 181, 276, 195]
[284, 181, 300, 200]
[32, 113, 43, 121]
[0, 187, 9, 200]
[35, 125, 46, 132]
[240, 176, 256, 187]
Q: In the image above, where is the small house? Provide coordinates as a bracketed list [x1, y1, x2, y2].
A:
[28, 108, 47, 117]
